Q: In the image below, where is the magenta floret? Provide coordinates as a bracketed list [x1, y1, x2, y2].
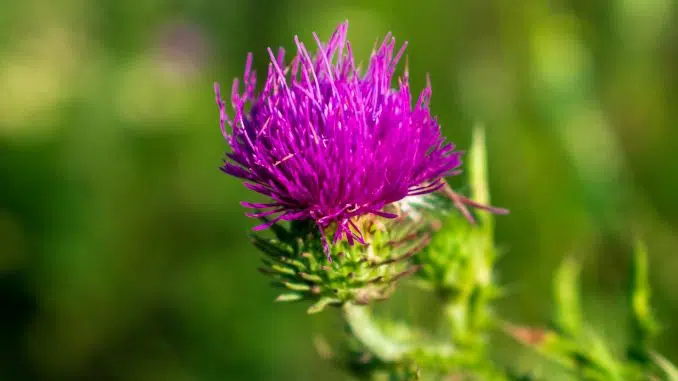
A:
[215, 21, 462, 257]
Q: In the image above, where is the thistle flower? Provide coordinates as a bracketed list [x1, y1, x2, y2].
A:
[215, 21, 462, 257]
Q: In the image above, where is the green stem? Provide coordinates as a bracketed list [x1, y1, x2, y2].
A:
[342, 303, 410, 361]
[343, 303, 491, 377]
[442, 295, 470, 344]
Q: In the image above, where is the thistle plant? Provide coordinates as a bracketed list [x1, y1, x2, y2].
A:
[215, 22, 676, 380]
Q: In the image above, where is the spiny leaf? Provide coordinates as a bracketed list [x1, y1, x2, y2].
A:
[502, 323, 619, 381]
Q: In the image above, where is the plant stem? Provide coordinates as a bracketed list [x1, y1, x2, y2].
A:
[343, 303, 410, 361]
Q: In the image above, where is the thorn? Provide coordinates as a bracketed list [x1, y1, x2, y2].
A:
[438, 182, 509, 223]
[390, 265, 422, 283]
[376, 236, 431, 267]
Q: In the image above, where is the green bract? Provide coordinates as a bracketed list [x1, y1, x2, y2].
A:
[255, 214, 433, 314]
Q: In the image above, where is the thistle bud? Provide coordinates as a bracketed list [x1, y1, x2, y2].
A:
[256, 209, 432, 313]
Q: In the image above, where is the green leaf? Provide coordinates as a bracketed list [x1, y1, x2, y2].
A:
[629, 240, 660, 347]
[503, 323, 622, 381]
[583, 328, 624, 381]
[652, 352, 678, 381]
[553, 257, 582, 337]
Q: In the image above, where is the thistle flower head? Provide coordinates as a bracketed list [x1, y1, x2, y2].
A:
[215, 21, 462, 255]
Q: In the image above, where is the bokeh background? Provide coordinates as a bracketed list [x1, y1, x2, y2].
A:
[1, 0, 677, 379]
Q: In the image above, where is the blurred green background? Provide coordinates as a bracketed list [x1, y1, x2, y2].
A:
[1, 0, 677, 379]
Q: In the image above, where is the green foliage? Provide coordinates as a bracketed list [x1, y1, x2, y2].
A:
[552, 257, 582, 337]
[504, 242, 674, 381]
[628, 240, 661, 362]
[251, 127, 678, 380]
[413, 125, 500, 357]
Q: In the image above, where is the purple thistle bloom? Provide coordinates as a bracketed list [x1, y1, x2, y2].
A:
[215, 21, 462, 258]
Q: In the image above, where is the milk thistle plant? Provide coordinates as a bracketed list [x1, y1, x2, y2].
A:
[215, 22, 677, 381]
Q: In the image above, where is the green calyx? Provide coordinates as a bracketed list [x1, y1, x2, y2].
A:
[255, 215, 432, 314]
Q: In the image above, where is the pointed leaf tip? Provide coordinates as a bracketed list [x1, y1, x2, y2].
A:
[307, 297, 342, 314]
[469, 123, 497, 235]
[553, 257, 582, 337]
[630, 240, 660, 346]
[275, 293, 304, 302]
[470, 123, 489, 207]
